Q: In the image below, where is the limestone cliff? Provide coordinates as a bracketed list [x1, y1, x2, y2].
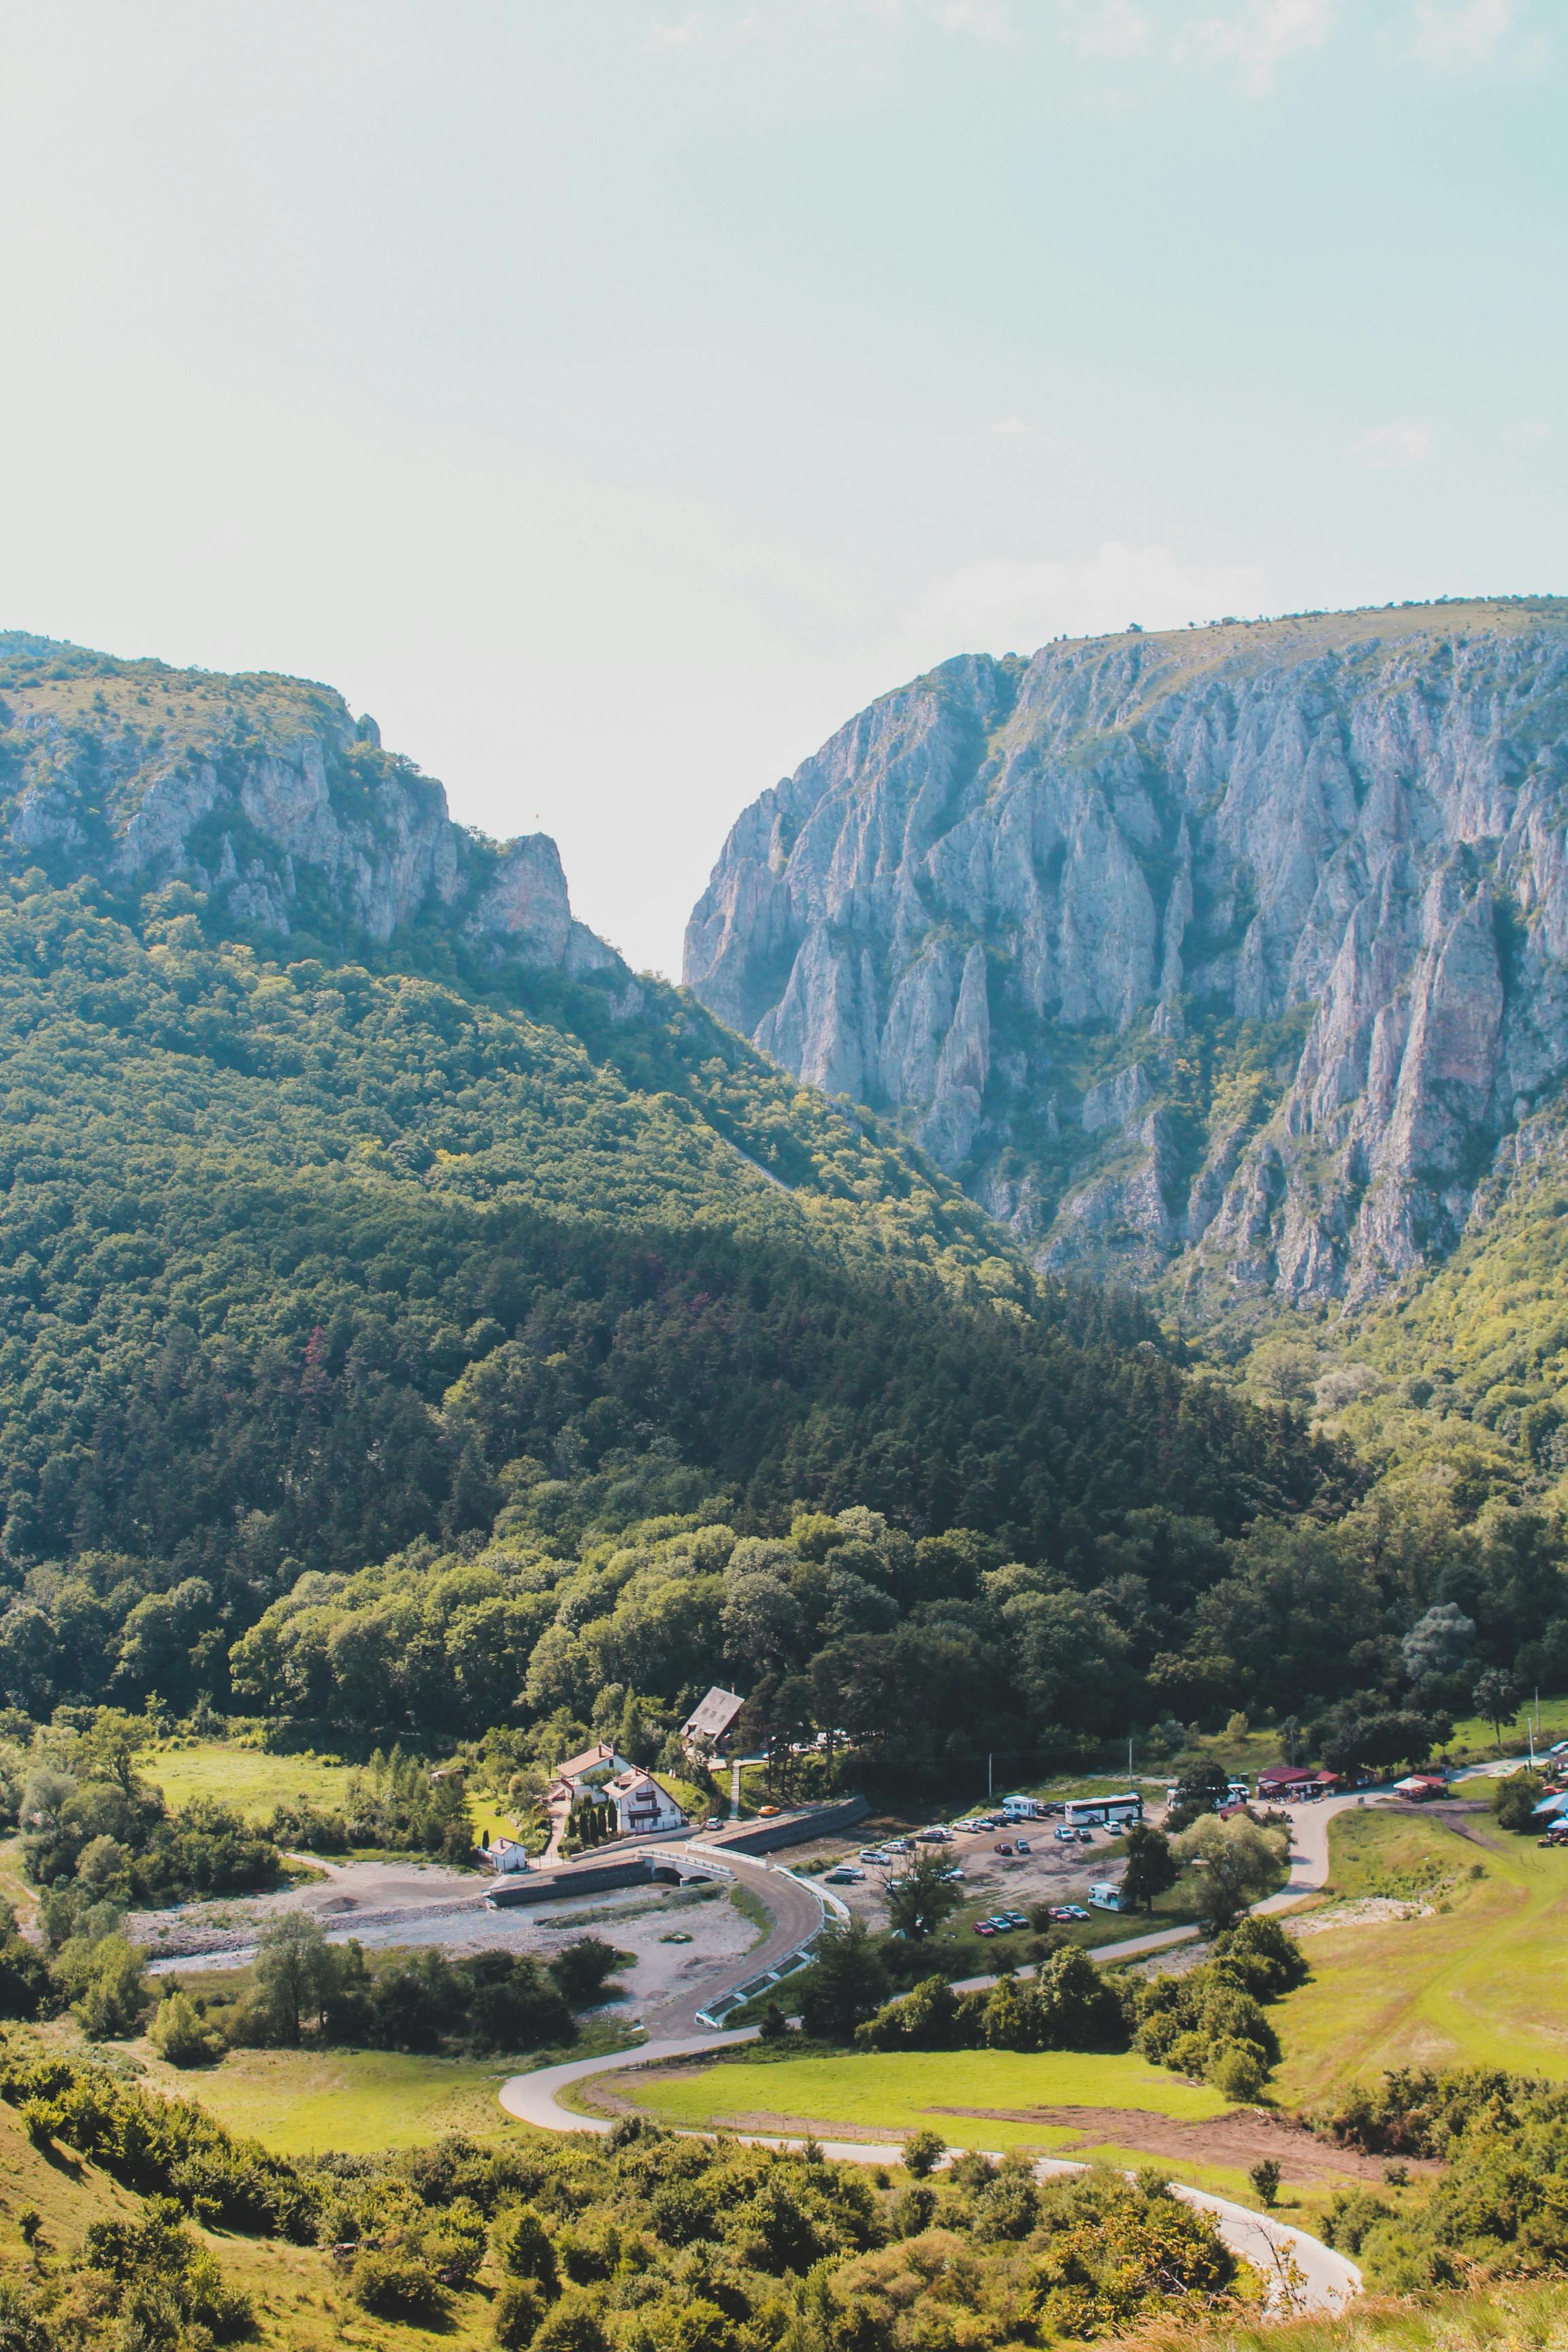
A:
[0, 631, 619, 979]
[685, 598, 1568, 1314]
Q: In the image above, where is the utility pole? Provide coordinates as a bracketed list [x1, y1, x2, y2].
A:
[987, 1751, 994, 1800]
[1128, 1732, 1134, 1783]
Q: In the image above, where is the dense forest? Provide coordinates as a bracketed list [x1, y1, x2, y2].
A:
[0, 640, 1565, 1783]
[0, 866, 1360, 1762]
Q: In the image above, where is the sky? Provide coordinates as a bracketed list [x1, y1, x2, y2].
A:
[1, 1, 1564, 975]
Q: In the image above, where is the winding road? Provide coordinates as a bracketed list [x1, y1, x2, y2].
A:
[498, 1810, 1366, 2314]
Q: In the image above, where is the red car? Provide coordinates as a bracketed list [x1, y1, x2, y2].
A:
[994, 1842, 1013, 1855]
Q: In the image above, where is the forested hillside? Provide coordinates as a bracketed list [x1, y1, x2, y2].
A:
[0, 633, 1560, 1785]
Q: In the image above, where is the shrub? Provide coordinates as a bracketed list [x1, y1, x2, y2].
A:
[495, 2278, 547, 2348]
[533, 2291, 610, 2352]
[894, 2184, 938, 2236]
[493, 2201, 559, 2291]
[350, 2246, 446, 2321]
[544, 1937, 622, 2010]
[150, 1989, 225, 2068]
[903, 2127, 947, 2178]
[1493, 1769, 1546, 1833]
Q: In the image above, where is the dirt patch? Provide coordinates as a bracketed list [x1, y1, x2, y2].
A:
[920, 2105, 1439, 2183]
[577, 2070, 1431, 2183]
[1292, 1897, 1435, 1933]
[1420, 1804, 1493, 1846]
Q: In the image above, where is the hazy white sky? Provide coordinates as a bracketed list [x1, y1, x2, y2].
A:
[1, 1, 1564, 973]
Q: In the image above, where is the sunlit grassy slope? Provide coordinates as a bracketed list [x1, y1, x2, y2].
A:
[136, 2042, 530, 2157]
[1272, 1808, 1568, 2106]
[0, 2102, 500, 2349]
[610, 2046, 1228, 2155]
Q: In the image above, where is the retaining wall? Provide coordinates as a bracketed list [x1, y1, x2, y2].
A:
[485, 1855, 683, 1909]
[704, 1794, 870, 1855]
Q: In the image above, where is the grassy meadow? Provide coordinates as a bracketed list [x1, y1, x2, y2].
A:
[134, 1735, 536, 1857]
[1271, 1804, 1568, 2106]
[133, 1740, 357, 1823]
[136, 2042, 530, 2157]
[602, 2043, 1228, 2153]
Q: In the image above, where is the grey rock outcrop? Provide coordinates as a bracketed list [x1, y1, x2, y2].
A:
[685, 598, 1568, 1311]
[0, 634, 618, 978]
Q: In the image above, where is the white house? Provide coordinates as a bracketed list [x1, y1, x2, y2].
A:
[549, 1742, 631, 1805]
[486, 1837, 532, 1875]
[604, 1767, 687, 1837]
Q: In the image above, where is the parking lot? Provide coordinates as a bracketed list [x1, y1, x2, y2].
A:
[774, 1805, 1138, 1946]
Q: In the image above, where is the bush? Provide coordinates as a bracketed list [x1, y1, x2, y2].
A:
[903, 2127, 947, 2178]
[1209, 2040, 1268, 2102]
[1493, 1769, 1546, 1833]
[545, 1937, 622, 2010]
[150, 1989, 225, 2068]
[533, 2291, 610, 2352]
[493, 2202, 559, 2292]
[350, 2247, 446, 2321]
[495, 2278, 547, 2348]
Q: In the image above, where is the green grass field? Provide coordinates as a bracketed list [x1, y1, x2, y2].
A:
[137, 1737, 534, 1857]
[1272, 1806, 1568, 2106]
[1445, 1690, 1568, 1763]
[137, 2042, 532, 2156]
[134, 1741, 357, 1823]
[609, 2044, 1230, 2157]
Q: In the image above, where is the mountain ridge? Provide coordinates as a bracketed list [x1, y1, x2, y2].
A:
[685, 595, 1568, 1322]
[0, 627, 621, 984]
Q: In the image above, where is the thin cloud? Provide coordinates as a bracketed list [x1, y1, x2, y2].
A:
[647, 0, 1013, 46]
[1352, 421, 1439, 468]
[1055, 0, 1155, 60]
[1405, 0, 1518, 71]
[1180, 0, 1337, 95]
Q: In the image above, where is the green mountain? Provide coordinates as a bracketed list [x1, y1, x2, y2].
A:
[0, 632, 1353, 1757]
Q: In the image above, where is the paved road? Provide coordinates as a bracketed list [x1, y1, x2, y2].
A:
[642, 1844, 828, 2037]
[498, 1814, 1367, 2314]
[944, 1791, 1378, 1990]
[497, 2031, 1360, 2314]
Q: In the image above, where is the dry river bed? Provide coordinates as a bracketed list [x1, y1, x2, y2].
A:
[134, 1860, 762, 2014]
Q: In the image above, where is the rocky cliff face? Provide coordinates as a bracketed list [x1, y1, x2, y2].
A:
[685, 599, 1568, 1314]
[0, 631, 619, 979]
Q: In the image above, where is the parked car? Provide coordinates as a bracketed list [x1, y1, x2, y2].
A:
[1054, 1825, 1076, 1842]
[994, 1842, 1013, 1855]
[1075, 1828, 1095, 1844]
[823, 1866, 864, 1884]
[886, 1837, 913, 1855]
[859, 1848, 890, 1865]
[1014, 1839, 1032, 1855]
[1066, 1904, 1090, 1921]
[941, 1865, 966, 1881]
[704, 1816, 724, 1830]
